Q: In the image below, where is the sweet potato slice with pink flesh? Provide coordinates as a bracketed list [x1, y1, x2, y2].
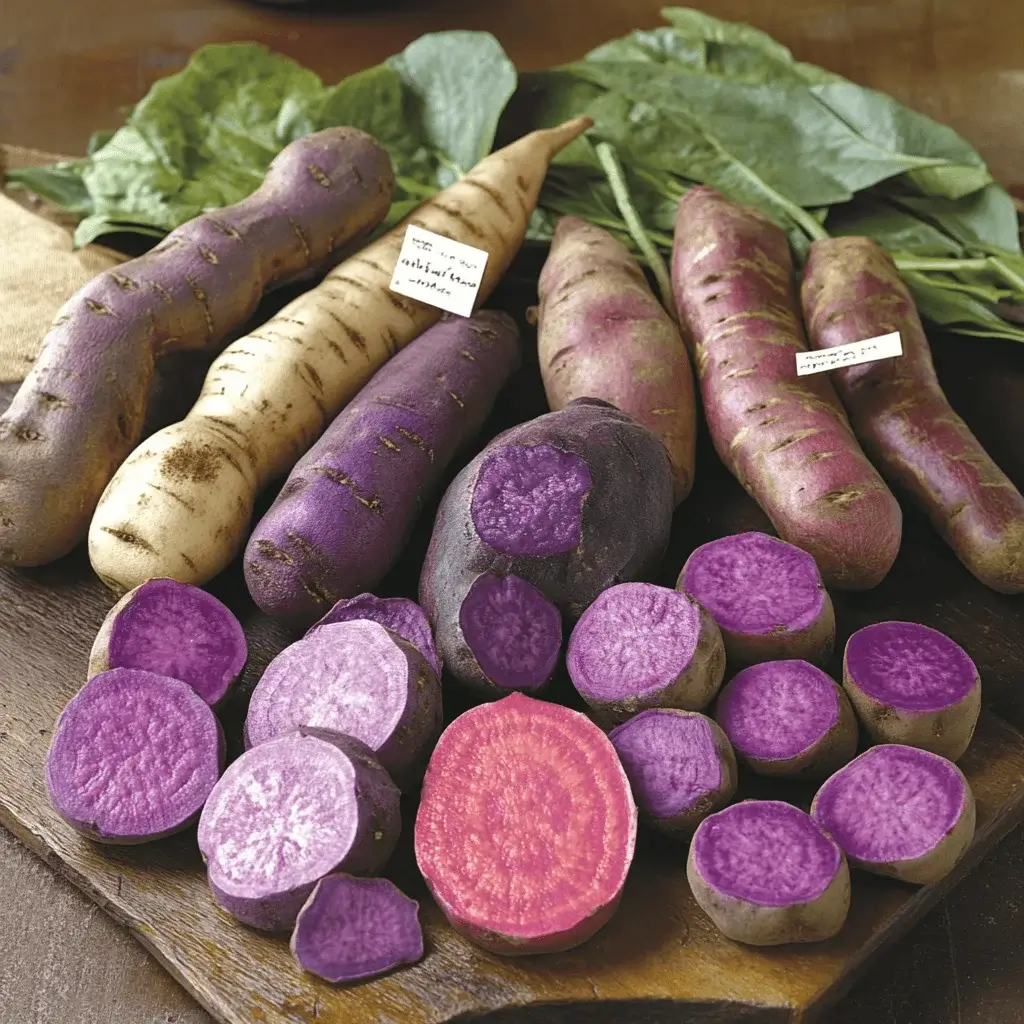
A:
[567, 582, 725, 725]
[290, 874, 424, 983]
[677, 531, 835, 667]
[687, 799, 850, 946]
[244, 620, 441, 791]
[197, 729, 400, 932]
[609, 709, 737, 836]
[88, 577, 247, 705]
[46, 668, 224, 844]
[811, 744, 976, 885]
[414, 692, 637, 955]
[842, 621, 981, 761]
[715, 660, 858, 779]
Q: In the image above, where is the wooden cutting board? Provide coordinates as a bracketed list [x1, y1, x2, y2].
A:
[2, 143, 1024, 1024]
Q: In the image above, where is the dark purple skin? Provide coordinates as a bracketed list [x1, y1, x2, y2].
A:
[306, 593, 441, 678]
[0, 127, 396, 567]
[88, 577, 247, 705]
[197, 728, 400, 933]
[419, 399, 675, 695]
[46, 668, 225, 844]
[290, 874, 424, 983]
[244, 310, 522, 627]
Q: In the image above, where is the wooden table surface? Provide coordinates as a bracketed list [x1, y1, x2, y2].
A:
[2, 1, 1024, 1022]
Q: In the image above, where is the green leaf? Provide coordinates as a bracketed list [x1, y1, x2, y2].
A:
[4, 161, 94, 214]
[890, 185, 1022, 253]
[901, 269, 1024, 342]
[87, 130, 116, 157]
[73, 216, 170, 248]
[826, 194, 965, 256]
[659, 6, 794, 61]
[587, 27, 706, 69]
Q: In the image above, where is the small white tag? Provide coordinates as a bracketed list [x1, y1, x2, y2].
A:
[388, 225, 489, 317]
[795, 332, 903, 376]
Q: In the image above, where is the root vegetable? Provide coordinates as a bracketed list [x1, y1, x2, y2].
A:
[0, 127, 396, 567]
[687, 799, 850, 946]
[671, 187, 902, 590]
[677, 531, 835, 667]
[414, 692, 637, 955]
[801, 236, 1024, 594]
[608, 709, 737, 836]
[88, 117, 592, 594]
[811, 744, 976, 885]
[243, 310, 521, 627]
[567, 582, 725, 725]
[843, 620, 981, 761]
[535, 215, 697, 503]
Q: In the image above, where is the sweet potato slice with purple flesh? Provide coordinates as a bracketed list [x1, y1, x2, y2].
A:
[290, 874, 424, 984]
[843, 620, 981, 761]
[687, 799, 850, 946]
[88, 577, 247, 705]
[609, 709, 737, 836]
[715, 660, 858, 779]
[811, 744, 976, 885]
[414, 692, 637, 955]
[677, 531, 835, 667]
[567, 582, 725, 725]
[46, 668, 224, 844]
[197, 729, 400, 933]
[244, 620, 441, 791]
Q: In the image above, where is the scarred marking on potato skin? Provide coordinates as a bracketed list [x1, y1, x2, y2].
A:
[100, 526, 156, 553]
[160, 442, 222, 484]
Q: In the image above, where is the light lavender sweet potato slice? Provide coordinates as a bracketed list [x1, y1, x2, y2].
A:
[567, 582, 725, 725]
[843, 621, 981, 761]
[608, 709, 737, 836]
[677, 531, 835, 667]
[88, 577, 247, 705]
[46, 668, 224, 844]
[414, 692, 637, 955]
[244, 620, 441, 791]
[687, 799, 850, 946]
[811, 744, 976, 885]
[197, 729, 400, 932]
[290, 874, 424, 983]
[715, 660, 858, 779]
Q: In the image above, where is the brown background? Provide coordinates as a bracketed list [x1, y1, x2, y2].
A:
[1, 1, 1023, 1021]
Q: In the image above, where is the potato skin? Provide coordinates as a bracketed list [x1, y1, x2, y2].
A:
[801, 236, 1024, 594]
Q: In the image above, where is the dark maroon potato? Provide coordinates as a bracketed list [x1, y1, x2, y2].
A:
[197, 729, 400, 933]
[88, 577, 247, 705]
[290, 874, 424, 983]
[46, 668, 225, 844]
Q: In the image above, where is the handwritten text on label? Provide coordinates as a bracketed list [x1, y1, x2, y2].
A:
[795, 332, 903, 376]
[389, 225, 489, 318]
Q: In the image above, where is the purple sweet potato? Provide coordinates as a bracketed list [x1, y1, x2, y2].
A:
[244, 620, 441, 791]
[609, 709, 737, 836]
[46, 668, 224, 844]
[244, 311, 522, 627]
[811, 744, 976, 885]
[677, 531, 836, 667]
[197, 728, 400, 932]
[567, 582, 725, 725]
[414, 692, 637, 955]
[307, 593, 441, 678]
[801, 236, 1024, 594]
[715, 660, 858, 779]
[0, 127, 396, 568]
[843, 621, 981, 761]
[687, 799, 850, 946]
[290, 874, 424, 983]
[420, 398, 674, 696]
[671, 187, 903, 590]
[536, 215, 698, 503]
[88, 577, 247, 705]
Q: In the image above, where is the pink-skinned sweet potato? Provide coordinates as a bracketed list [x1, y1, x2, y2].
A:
[0, 127, 395, 567]
[244, 311, 522, 627]
[419, 398, 674, 696]
[801, 236, 1024, 594]
[536, 215, 698, 503]
[414, 692, 637, 955]
[671, 187, 902, 590]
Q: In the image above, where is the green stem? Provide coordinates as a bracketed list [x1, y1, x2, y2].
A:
[989, 255, 1024, 294]
[595, 142, 679, 321]
[893, 256, 990, 273]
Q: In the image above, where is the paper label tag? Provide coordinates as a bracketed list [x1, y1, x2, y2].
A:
[388, 225, 489, 317]
[795, 331, 903, 376]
